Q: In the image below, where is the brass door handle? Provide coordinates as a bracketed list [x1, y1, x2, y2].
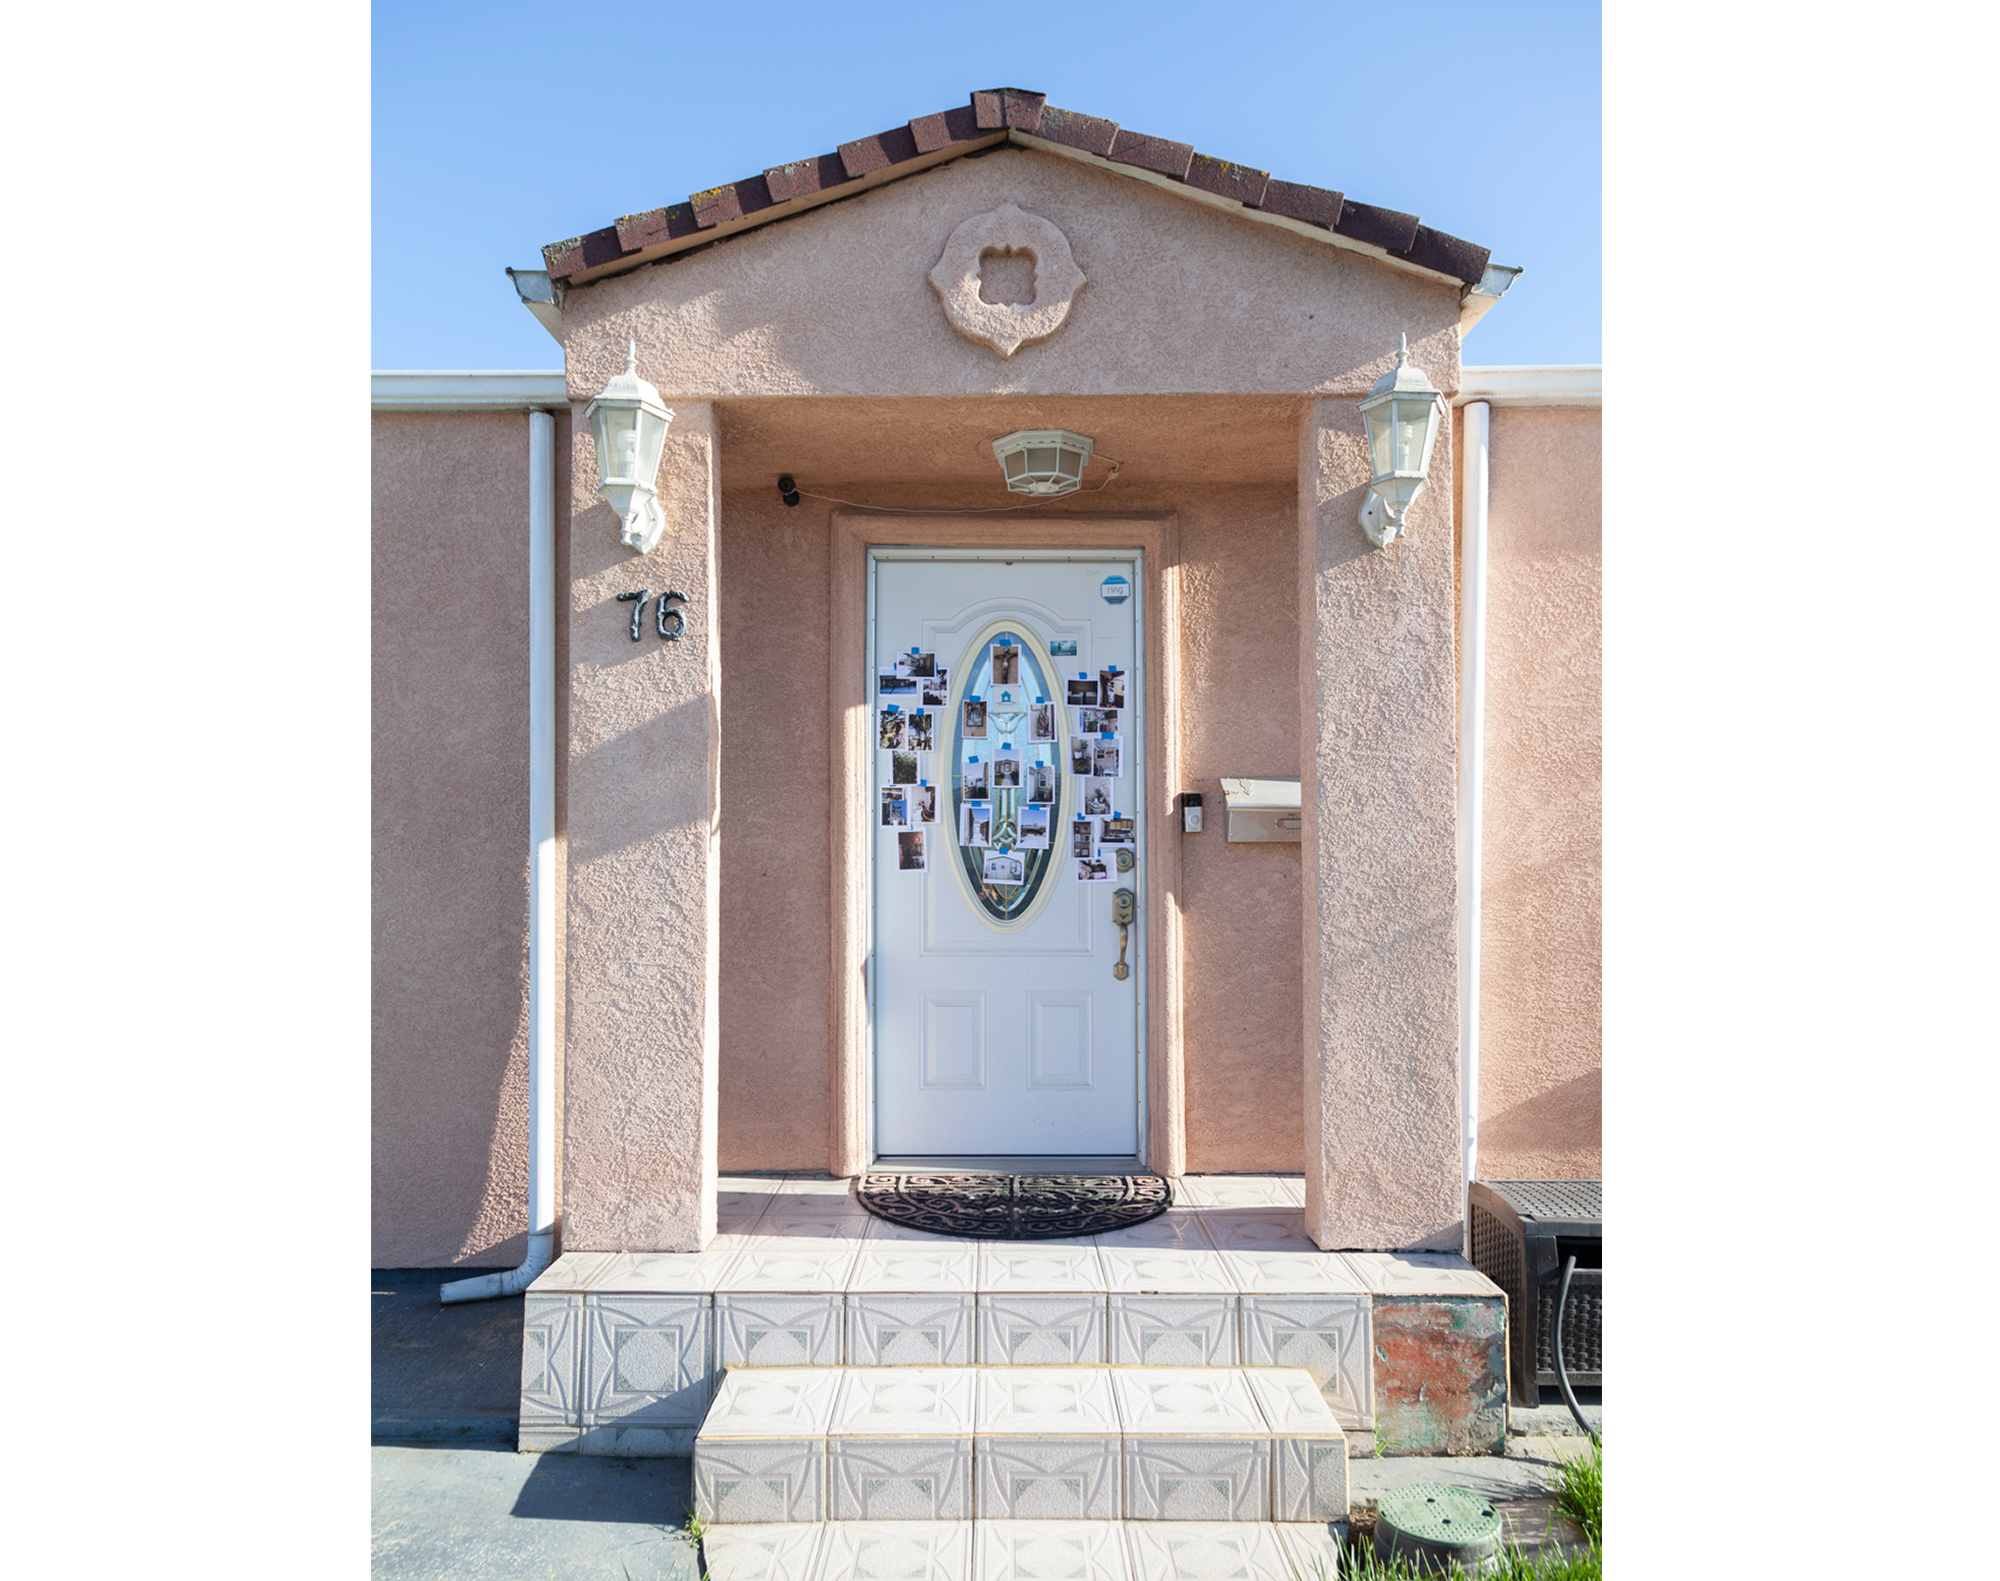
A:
[1111, 887, 1134, 980]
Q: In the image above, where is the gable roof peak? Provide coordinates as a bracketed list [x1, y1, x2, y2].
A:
[538, 88, 1514, 328]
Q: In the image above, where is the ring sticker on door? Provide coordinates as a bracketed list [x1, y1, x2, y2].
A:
[1099, 575, 1130, 604]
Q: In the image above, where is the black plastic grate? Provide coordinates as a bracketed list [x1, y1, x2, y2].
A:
[1484, 1180, 1601, 1222]
[1470, 1203, 1524, 1322]
[1535, 1282, 1603, 1375]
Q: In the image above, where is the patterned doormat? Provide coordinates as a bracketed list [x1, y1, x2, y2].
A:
[857, 1172, 1171, 1240]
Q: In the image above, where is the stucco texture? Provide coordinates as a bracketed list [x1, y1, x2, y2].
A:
[1467, 407, 1601, 1178]
[1297, 400, 1463, 1252]
[542, 145, 1470, 1243]
[704, 419, 1306, 1174]
[561, 145, 1459, 404]
[373, 410, 554, 1267]
[561, 404, 723, 1251]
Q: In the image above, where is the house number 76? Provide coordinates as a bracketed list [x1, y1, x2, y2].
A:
[616, 589, 688, 642]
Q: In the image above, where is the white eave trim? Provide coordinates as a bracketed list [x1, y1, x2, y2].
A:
[372, 371, 569, 412]
[1455, 365, 1600, 408]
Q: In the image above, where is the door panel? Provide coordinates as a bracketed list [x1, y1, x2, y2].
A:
[871, 553, 1142, 1159]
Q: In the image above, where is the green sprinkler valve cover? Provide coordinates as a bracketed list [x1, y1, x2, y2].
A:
[1374, 1484, 1504, 1573]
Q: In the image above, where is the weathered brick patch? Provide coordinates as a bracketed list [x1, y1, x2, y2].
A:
[1372, 1296, 1508, 1456]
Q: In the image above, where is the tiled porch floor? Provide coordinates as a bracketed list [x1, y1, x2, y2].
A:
[521, 1174, 1506, 1457]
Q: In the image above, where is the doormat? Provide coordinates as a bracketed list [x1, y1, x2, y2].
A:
[857, 1173, 1171, 1240]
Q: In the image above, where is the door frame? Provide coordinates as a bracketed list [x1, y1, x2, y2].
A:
[828, 513, 1185, 1178]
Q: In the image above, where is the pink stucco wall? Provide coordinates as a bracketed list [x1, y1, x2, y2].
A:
[1464, 406, 1602, 1178]
[372, 409, 570, 1266]
[709, 435, 1304, 1174]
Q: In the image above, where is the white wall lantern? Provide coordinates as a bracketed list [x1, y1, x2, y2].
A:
[992, 429, 1094, 497]
[1356, 334, 1445, 549]
[584, 340, 674, 554]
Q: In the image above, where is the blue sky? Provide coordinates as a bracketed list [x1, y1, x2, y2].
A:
[372, 1, 1599, 370]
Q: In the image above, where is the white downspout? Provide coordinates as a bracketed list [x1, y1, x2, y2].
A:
[443, 406, 559, 1302]
[1458, 400, 1491, 1248]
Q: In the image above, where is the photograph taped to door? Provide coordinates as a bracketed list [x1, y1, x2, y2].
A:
[982, 849, 1026, 887]
[1068, 735, 1094, 776]
[1066, 675, 1099, 707]
[908, 711, 936, 751]
[992, 747, 1021, 789]
[891, 751, 919, 786]
[1017, 804, 1050, 848]
[1070, 819, 1096, 859]
[878, 667, 917, 698]
[989, 642, 1020, 685]
[1076, 855, 1112, 882]
[960, 803, 992, 847]
[880, 788, 908, 827]
[897, 830, 928, 870]
[1028, 761, 1056, 803]
[1092, 736, 1123, 778]
[962, 759, 989, 800]
[1099, 668, 1127, 710]
[878, 708, 906, 750]
[1082, 782, 1111, 816]
[914, 784, 937, 824]
[921, 671, 951, 708]
[1030, 701, 1057, 742]
[963, 698, 988, 739]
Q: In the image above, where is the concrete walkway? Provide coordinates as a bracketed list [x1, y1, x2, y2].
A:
[371, 1445, 700, 1581]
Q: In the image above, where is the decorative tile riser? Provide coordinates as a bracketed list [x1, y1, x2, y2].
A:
[520, 1292, 1504, 1456]
[692, 1365, 1349, 1525]
[701, 1518, 1353, 1581]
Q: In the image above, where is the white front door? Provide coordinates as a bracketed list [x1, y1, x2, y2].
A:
[870, 550, 1144, 1162]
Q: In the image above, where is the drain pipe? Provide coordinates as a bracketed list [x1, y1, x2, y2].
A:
[1457, 400, 1492, 1251]
[443, 405, 559, 1303]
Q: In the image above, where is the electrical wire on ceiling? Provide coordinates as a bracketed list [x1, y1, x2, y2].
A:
[775, 460, 1124, 515]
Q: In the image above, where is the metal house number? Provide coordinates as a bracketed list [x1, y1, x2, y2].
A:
[615, 589, 689, 642]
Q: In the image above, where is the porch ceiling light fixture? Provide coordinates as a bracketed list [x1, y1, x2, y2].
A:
[992, 429, 1094, 497]
[1357, 334, 1445, 549]
[585, 340, 674, 554]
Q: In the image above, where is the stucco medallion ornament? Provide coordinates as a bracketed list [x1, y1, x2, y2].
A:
[928, 201, 1085, 357]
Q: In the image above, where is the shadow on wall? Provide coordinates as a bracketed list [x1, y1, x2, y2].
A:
[1478, 1069, 1601, 1171]
[565, 691, 717, 867]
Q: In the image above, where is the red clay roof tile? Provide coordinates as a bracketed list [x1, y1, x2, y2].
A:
[1252, 178, 1344, 230]
[1400, 225, 1492, 284]
[975, 88, 1045, 130]
[909, 103, 986, 154]
[692, 179, 774, 230]
[763, 153, 848, 204]
[1106, 127, 1195, 180]
[1031, 105, 1119, 156]
[838, 122, 922, 179]
[1185, 154, 1270, 207]
[615, 203, 700, 252]
[543, 87, 1493, 289]
[1334, 199, 1422, 253]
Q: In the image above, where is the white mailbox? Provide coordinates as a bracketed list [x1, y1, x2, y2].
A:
[1220, 776, 1302, 842]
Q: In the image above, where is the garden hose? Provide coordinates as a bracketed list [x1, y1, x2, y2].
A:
[1551, 1254, 1599, 1445]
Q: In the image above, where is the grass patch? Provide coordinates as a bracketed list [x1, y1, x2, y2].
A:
[1547, 1436, 1603, 1545]
[1297, 1538, 1602, 1579]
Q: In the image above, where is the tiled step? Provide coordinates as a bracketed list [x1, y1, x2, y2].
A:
[704, 1518, 1350, 1581]
[692, 1364, 1348, 1525]
[522, 1175, 1508, 1457]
